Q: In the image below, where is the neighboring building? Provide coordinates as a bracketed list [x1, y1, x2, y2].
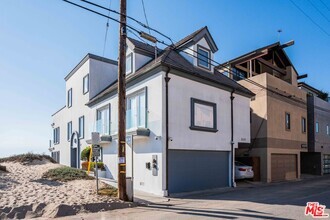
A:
[51, 27, 254, 196]
[299, 82, 330, 175]
[218, 41, 308, 182]
[51, 54, 118, 167]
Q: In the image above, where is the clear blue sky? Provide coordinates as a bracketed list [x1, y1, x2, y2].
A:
[0, 0, 329, 157]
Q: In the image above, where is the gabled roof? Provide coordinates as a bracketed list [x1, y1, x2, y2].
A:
[87, 29, 253, 106]
[127, 37, 162, 57]
[64, 53, 118, 81]
[220, 41, 298, 75]
[174, 26, 218, 53]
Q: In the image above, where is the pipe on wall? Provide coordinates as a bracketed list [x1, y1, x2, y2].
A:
[230, 90, 236, 187]
[164, 66, 171, 195]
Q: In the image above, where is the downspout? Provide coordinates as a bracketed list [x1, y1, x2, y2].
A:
[230, 90, 236, 187]
[164, 66, 171, 195]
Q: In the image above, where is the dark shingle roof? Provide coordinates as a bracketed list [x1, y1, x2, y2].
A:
[87, 30, 254, 106]
[127, 37, 162, 56]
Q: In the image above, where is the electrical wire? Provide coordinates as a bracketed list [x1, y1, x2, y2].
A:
[289, 0, 330, 37]
[141, 0, 151, 34]
[80, 0, 173, 44]
[307, 0, 330, 22]
[63, 0, 307, 105]
[102, 0, 112, 57]
[63, 0, 142, 34]
[319, 0, 330, 11]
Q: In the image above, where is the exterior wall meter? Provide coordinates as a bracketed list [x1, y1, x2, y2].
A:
[152, 155, 158, 176]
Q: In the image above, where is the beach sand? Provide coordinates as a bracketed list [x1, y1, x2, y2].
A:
[0, 160, 130, 219]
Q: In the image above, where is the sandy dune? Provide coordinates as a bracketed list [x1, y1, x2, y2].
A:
[0, 160, 130, 219]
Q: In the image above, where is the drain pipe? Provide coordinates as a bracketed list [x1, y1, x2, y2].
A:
[164, 66, 171, 195]
[230, 90, 236, 187]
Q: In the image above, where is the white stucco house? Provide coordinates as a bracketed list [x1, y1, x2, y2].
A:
[51, 26, 254, 196]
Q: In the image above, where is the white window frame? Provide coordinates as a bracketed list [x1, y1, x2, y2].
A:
[96, 104, 110, 135]
[197, 45, 211, 70]
[83, 74, 89, 94]
[67, 88, 72, 108]
[53, 127, 60, 144]
[126, 88, 147, 129]
[67, 121, 72, 141]
[126, 53, 133, 74]
[79, 116, 84, 139]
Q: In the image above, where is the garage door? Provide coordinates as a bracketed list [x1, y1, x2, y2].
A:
[168, 150, 229, 194]
[271, 154, 297, 182]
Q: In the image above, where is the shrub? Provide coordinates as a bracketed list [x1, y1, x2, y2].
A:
[81, 147, 91, 161]
[98, 186, 118, 197]
[81, 161, 105, 171]
[0, 153, 56, 164]
[42, 167, 94, 182]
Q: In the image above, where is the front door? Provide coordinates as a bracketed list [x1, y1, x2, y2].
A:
[70, 132, 80, 168]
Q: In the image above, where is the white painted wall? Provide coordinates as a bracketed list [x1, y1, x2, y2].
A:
[52, 57, 118, 167]
[52, 59, 92, 166]
[90, 72, 165, 195]
[89, 59, 118, 99]
[126, 45, 153, 76]
[168, 73, 251, 151]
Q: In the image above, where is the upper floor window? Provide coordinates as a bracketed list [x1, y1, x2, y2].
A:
[83, 74, 89, 94]
[127, 88, 147, 129]
[316, 122, 319, 133]
[79, 116, 84, 139]
[327, 125, 329, 136]
[301, 117, 306, 133]
[232, 67, 247, 81]
[285, 112, 291, 130]
[67, 121, 72, 141]
[190, 98, 217, 132]
[197, 45, 210, 69]
[126, 53, 133, 74]
[67, 88, 72, 108]
[53, 127, 60, 144]
[96, 105, 110, 135]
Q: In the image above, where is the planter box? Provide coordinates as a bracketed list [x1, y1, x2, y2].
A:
[94, 169, 106, 178]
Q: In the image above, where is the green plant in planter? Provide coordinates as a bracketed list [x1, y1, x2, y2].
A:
[90, 162, 105, 171]
[81, 147, 91, 161]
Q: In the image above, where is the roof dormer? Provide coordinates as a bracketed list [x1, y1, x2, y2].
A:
[176, 26, 218, 73]
[126, 37, 159, 75]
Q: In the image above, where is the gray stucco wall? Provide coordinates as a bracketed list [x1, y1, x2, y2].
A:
[168, 150, 229, 194]
[312, 96, 330, 154]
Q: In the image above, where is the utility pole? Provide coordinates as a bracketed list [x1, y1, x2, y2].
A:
[117, 0, 128, 201]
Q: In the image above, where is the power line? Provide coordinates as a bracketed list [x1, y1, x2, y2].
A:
[307, 0, 330, 22]
[63, 0, 307, 105]
[80, 0, 173, 44]
[102, 0, 112, 57]
[63, 0, 141, 34]
[141, 0, 150, 34]
[289, 0, 330, 37]
[319, 0, 330, 11]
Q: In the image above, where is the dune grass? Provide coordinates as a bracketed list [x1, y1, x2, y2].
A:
[98, 186, 118, 197]
[43, 166, 94, 182]
[0, 153, 56, 164]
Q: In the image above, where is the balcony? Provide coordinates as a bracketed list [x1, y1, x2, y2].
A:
[86, 120, 112, 145]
